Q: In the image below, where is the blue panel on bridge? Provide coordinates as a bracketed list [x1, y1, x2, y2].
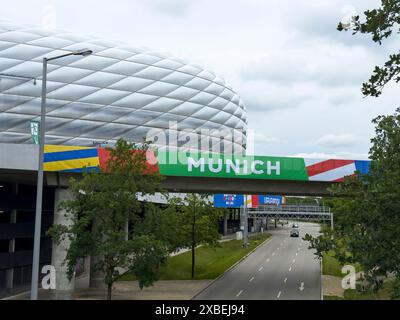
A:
[213, 194, 244, 208]
[258, 195, 285, 205]
[355, 160, 371, 176]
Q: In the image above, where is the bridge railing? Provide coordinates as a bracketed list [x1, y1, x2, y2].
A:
[247, 204, 330, 214]
[244, 205, 332, 221]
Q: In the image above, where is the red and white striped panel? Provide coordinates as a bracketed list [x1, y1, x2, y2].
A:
[305, 159, 357, 182]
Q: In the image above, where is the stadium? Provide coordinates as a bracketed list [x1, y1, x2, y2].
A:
[0, 21, 247, 152]
[0, 21, 248, 297]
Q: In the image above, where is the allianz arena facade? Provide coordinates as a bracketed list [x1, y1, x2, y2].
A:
[0, 21, 247, 153]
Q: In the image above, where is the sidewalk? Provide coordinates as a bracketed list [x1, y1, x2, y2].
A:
[322, 275, 344, 297]
[5, 280, 212, 300]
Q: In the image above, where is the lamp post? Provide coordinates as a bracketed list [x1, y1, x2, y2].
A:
[31, 49, 92, 300]
[242, 195, 249, 248]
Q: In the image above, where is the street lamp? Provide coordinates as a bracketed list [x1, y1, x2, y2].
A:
[31, 49, 92, 300]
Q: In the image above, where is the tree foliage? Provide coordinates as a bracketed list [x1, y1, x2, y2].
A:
[338, 0, 400, 97]
[137, 200, 184, 254]
[134, 193, 226, 279]
[178, 194, 223, 247]
[172, 193, 224, 278]
[48, 138, 168, 299]
[305, 109, 400, 296]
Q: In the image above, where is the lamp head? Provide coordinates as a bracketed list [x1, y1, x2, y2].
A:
[73, 49, 93, 56]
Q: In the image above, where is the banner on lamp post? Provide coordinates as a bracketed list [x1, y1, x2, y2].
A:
[30, 120, 40, 145]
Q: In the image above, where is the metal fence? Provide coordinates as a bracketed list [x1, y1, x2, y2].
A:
[245, 204, 332, 220]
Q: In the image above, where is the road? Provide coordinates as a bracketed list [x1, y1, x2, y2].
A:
[194, 222, 321, 300]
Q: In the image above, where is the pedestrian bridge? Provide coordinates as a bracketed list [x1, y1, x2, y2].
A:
[244, 204, 332, 221]
[0, 142, 371, 196]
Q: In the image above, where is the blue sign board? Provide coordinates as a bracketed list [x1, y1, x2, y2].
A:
[213, 194, 285, 208]
[213, 194, 244, 208]
[258, 195, 285, 205]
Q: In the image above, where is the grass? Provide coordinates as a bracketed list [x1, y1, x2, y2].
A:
[322, 251, 396, 300]
[343, 282, 392, 300]
[322, 251, 362, 277]
[120, 233, 271, 281]
[322, 251, 344, 277]
[324, 284, 393, 300]
[323, 295, 344, 300]
[324, 282, 393, 300]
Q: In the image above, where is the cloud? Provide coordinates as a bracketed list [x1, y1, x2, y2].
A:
[238, 78, 361, 114]
[238, 80, 316, 112]
[143, 0, 194, 16]
[252, 132, 279, 143]
[290, 151, 369, 160]
[315, 134, 358, 148]
[240, 42, 375, 88]
[245, 131, 280, 155]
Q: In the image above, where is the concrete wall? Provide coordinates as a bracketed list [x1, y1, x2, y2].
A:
[0, 143, 38, 171]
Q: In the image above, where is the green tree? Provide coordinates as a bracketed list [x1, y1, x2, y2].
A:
[305, 109, 400, 297]
[174, 194, 223, 278]
[137, 197, 184, 254]
[285, 196, 321, 206]
[48, 138, 168, 300]
[338, 0, 400, 97]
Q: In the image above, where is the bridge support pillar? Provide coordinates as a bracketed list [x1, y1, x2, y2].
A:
[262, 218, 267, 231]
[240, 206, 248, 248]
[223, 214, 228, 236]
[51, 187, 75, 299]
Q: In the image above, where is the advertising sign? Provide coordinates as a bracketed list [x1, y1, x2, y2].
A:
[213, 194, 286, 208]
[41, 145, 371, 183]
[156, 151, 308, 181]
[259, 195, 286, 205]
[213, 194, 244, 208]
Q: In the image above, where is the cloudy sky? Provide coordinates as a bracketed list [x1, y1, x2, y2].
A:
[2, 0, 399, 159]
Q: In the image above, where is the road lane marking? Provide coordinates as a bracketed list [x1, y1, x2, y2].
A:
[277, 291, 281, 298]
[292, 259, 296, 263]
[296, 252, 298, 256]
[272, 252, 275, 256]
[289, 267, 292, 272]
[299, 282, 305, 291]
[236, 290, 243, 297]
[284, 277, 287, 283]
[258, 266, 263, 271]
[266, 258, 270, 262]
[249, 277, 254, 282]
[277, 247, 280, 250]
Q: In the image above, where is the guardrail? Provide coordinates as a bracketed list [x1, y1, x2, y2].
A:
[245, 204, 332, 220]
